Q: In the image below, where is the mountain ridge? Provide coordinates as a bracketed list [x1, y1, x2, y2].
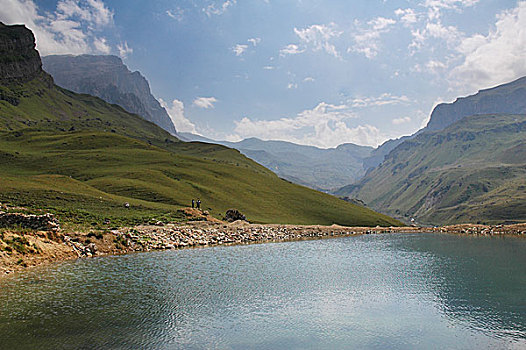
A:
[42, 54, 177, 135]
[178, 133, 373, 191]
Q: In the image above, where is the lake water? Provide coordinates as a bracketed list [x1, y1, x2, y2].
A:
[1, 233, 525, 349]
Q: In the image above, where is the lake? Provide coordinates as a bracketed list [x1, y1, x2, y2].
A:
[1, 233, 525, 349]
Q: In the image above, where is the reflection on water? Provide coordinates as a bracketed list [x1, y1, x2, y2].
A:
[0, 233, 525, 349]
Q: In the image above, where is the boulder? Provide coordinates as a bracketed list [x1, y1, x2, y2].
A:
[223, 209, 247, 222]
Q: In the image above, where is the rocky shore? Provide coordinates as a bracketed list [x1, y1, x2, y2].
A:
[1, 209, 525, 275]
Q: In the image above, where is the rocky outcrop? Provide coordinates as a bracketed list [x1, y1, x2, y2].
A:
[0, 212, 60, 231]
[42, 54, 177, 135]
[0, 22, 43, 83]
[223, 209, 247, 222]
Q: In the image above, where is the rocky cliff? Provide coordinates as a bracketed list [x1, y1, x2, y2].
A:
[0, 22, 42, 83]
[424, 76, 526, 132]
[42, 54, 176, 135]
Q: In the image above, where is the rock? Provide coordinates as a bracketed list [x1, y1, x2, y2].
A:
[0, 22, 47, 85]
[224, 209, 247, 222]
[42, 54, 177, 134]
[0, 212, 60, 231]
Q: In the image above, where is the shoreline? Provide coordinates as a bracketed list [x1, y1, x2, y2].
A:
[1, 220, 525, 276]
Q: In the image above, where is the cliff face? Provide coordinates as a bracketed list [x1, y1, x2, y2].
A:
[42, 54, 177, 135]
[424, 76, 526, 132]
[0, 22, 46, 83]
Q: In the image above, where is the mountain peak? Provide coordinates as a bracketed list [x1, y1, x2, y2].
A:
[42, 54, 177, 135]
[0, 22, 48, 84]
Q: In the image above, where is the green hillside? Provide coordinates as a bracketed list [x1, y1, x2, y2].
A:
[345, 114, 526, 225]
[0, 72, 400, 228]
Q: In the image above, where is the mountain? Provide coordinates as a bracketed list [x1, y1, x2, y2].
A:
[41, 54, 176, 135]
[341, 113, 526, 225]
[424, 76, 526, 133]
[358, 77, 526, 172]
[0, 22, 400, 227]
[362, 135, 412, 171]
[178, 133, 373, 191]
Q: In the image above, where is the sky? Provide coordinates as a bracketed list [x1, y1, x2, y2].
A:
[1, 0, 525, 148]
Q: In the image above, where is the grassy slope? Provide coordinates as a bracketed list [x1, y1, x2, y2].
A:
[349, 114, 526, 225]
[0, 74, 401, 228]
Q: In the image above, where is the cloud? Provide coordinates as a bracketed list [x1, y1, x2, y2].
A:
[293, 23, 342, 57]
[287, 82, 298, 89]
[350, 17, 396, 59]
[279, 44, 305, 56]
[247, 37, 261, 46]
[193, 97, 218, 109]
[410, 21, 462, 51]
[117, 41, 133, 59]
[233, 102, 385, 147]
[350, 93, 411, 108]
[395, 8, 418, 26]
[159, 98, 197, 134]
[232, 44, 248, 56]
[392, 116, 411, 125]
[0, 0, 114, 56]
[450, 1, 526, 91]
[424, 0, 480, 20]
[204, 0, 236, 17]
[263, 65, 275, 70]
[166, 8, 184, 22]
[93, 37, 110, 53]
[232, 38, 261, 56]
[303, 77, 315, 82]
[414, 59, 448, 74]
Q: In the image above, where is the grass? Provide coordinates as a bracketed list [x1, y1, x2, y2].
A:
[347, 114, 526, 225]
[0, 73, 401, 228]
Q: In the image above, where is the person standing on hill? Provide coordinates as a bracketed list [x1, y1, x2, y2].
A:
[192, 199, 195, 208]
[197, 199, 201, 210]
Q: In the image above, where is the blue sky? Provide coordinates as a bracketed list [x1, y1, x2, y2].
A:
[1, 0, 525, 147]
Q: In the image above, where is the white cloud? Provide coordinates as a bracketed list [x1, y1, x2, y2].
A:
[166, 8, 184, 22]
[293, 23, 342, 57]
[350, 93, 411, 108]
[287, 82, 298, 89]
[193, 96, 218, 109]
[413, 59, 449, 74]
[303, 77, 315, 82]
[424, 0, 479, 20]
[233, 102, 385, 147]
[159, 98, 197, 134]
[415, 21, 462, 48]
[395, 8, 418, 26]
[279, 43, 305, 56]
[93, 37, 110, 53]
[392, 116, 411, 125]
[247, 37, 261, 46]
[350, 17, 396, 59]
[117, 41, 133, 59]
[232, 44, 248, 56]
[0, 0, 114, 55]
[204, 0, 236, 17]
[450, 1, 526, 91]
[263, 65, 275, 70]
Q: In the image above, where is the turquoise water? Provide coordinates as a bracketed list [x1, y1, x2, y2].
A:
[0, 233, 525, 349]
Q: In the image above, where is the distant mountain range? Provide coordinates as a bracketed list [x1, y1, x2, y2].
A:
[338, 77, 526, 225]
[42, 54, 176, 135]
[178, 133, 373, 191]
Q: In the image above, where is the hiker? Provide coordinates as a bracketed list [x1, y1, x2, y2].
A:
[197, 199, 201, 210]
[192, 199, 195, 208]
